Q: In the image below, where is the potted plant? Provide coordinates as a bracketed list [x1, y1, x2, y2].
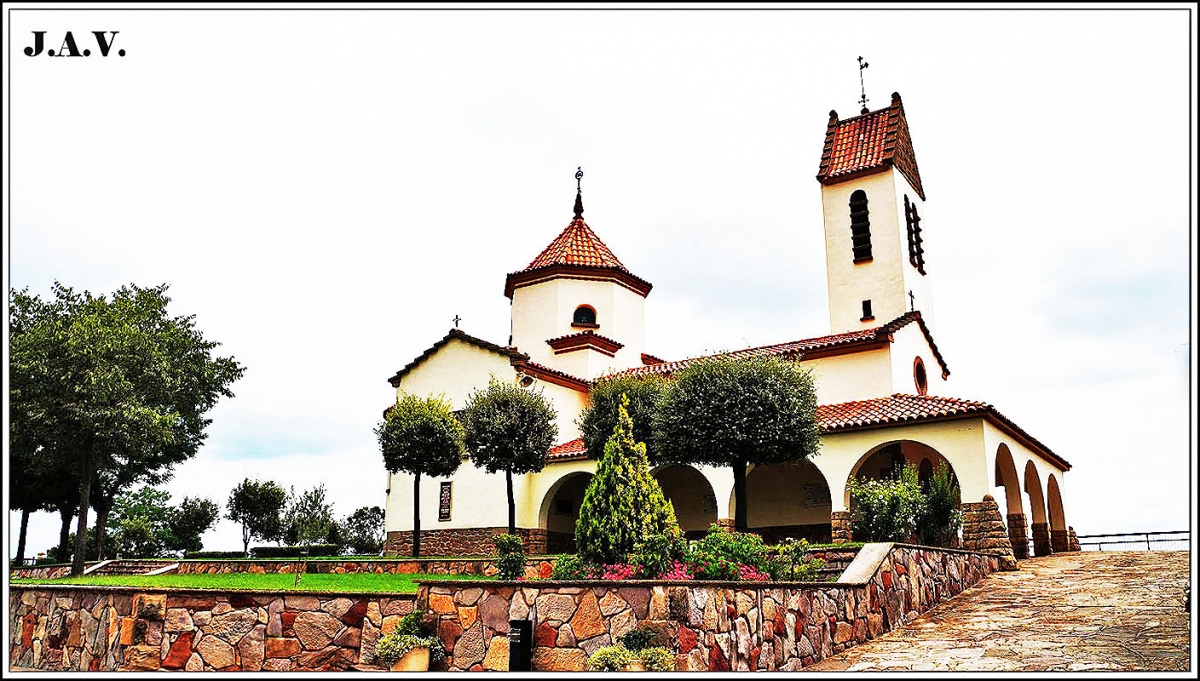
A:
[586, 628, 674, 672]
[373, 613, 445, 672]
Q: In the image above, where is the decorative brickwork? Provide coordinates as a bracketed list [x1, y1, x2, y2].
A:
[960, 496, 1017, 571]
[830, 511, 853, 544]
[418, 544, 999, 671]
[1050, 529, 1069, 554]
[384, 527, 548, 557]
[1067, 527, 1081, 552]
[8, 587, 416, 671]
[1006, 513, 1029, 560]
[1030, 522, 1053, 557]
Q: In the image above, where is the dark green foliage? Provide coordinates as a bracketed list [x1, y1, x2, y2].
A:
[549, 554, 594, 580]
[617, 628, 657, 652]
[576, 396, 682, 565]
[916, 462, 962, 547]
[462, 379, 558, 534]
[339, 506, 386, 555]
[847, 463, 928, 542]
[226, 479, 288, 557]
[164, 497, 220, 554]
[376, 393, 465, 557]
[653, 355, 820, 531]
[493, 534, 526, 580]
[9, 283, 245, 574]
[250, 544, 339, 559]
[770, 538, 825, 582]
[685, 525, 773, 580]
[578, 375, 667, 461]
[396, 612, 438, 638]
[282, 484, 336, 547]
[628, 533, 686, 579]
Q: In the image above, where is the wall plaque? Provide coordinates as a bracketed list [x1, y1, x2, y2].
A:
[438, 481, 452, 521]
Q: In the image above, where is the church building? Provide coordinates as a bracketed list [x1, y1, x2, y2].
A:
[382, 92, 1076, 563]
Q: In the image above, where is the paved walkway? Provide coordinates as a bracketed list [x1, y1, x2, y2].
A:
[810, 551, 1192, 672]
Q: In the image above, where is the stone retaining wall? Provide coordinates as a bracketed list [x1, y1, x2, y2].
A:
[11, 564, 99, 580]
[416, 543, 999, 672]
[13, 558, 556, 581]
[8, 587, 416, 672]
[384, 527, 550, 556]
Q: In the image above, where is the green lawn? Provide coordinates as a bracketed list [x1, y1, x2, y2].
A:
[10, 572, 492, 594]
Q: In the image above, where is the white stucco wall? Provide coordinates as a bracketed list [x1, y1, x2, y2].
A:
[800, 347, 895, 404]
[981, 420, 1070, 530]
[510, 277, 645, 377]
[891, 173, 937, 334]
[822, 168, 935, 334]
[887, 322, 949, 392]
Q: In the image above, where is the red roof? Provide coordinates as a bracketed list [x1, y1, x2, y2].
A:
[817, 92, 925, 200]
[548, 438, 587, 461]
[545, 394, 1069, 470]
[504, 218, 653, 299]
[608, 311, 948, 380]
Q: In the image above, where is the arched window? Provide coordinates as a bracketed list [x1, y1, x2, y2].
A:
[849, 190, 872, 262]
[905, 195, 926, 274]
[572, 305, 597, 327]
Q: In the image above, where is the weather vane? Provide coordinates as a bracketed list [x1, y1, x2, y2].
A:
[858, 56, 870, 113]
[573, 167, 585, 219]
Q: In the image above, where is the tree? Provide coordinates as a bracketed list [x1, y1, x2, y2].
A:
[340, 506, 386, 555]
[282, 484, 336, 547]
[653, 355, 821, 531]
[376, 394, 464, 557]
[164, 497, 221, 554]
[916, 462, 962, 547]
[461, 379, 558, 536]
[8, 283, 245, 575]
[576, 395, 681, 565]
[578, 374, 667, 462]
[847, 463, 927, 542]
[109, 486, 172, 557]
[226, 478, 288, 556]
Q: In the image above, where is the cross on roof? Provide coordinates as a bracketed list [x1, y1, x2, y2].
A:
[452, 315, 462, 328]
[857, 56, 870, 113]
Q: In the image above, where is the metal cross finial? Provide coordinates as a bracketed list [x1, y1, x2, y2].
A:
[576, 166, 583, 190]
[573, 167, 585, 219]
[858, 56, 870, 113]
[452, 315, 462, 328]
[908, 290, 915, 312]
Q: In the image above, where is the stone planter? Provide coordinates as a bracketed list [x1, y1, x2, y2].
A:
[390, 647, 430, 672]
[622, 659, 646, 672]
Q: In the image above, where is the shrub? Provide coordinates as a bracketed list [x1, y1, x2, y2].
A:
[916, 461, 962, 547]
[847, 463, 927, 542]
[617, 627, 657, 652]
[250, 544, 339, 559]
[587, 645, 635, 671]
[549, 554, 596, 580]
[576, 395, 681, 565]
[578, 374, 667, 462]
[770, 538, 826, 582]
[637, 647, 675, 671]
[686, 524, 773, 580]
[493, 534, 526, 580]
[183, 550, 246, 560]
[629, 532, 686, 579]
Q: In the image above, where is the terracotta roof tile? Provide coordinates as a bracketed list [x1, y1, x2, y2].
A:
[526, 218, 627, 270]
[607, 311, 947, 379]
[543, 394, 1068, 470]
[547, 438, 587, 461]
[817, 92, 925, 200]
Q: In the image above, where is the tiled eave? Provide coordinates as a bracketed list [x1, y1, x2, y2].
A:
[504, 264, 653, 299]
[547, 331, 624, 357]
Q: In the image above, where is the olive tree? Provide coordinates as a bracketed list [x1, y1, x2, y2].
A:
[461, 378, 558, 536]
[653, 355, 820, 532]
[376, 394, 464, 556]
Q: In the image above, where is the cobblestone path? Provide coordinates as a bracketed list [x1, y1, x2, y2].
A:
[810, 551, 1191, 672]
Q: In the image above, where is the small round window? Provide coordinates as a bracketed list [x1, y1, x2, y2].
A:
[572, 306, 597, 326]
[913, 356, 928, 395]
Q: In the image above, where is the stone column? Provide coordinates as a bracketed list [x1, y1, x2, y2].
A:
[1050, 529, 1069, 553]
[830, 512, 852, 545]
[960, 495, 1018, 571]
[1030, 522, 1053, 556]
[1067, 526, 1082, 552]
[1007, 513, 1029, 560]
[716, 518, 736, 532]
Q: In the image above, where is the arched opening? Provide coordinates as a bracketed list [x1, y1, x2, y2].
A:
[994, 444, 1027, 558]
[1047, 474, 1068, 552]
[741, 459, 832, 544]
[1024, 461, 1051, 556]
[845, 441, 961, 544]
[539, 472, 593, 554]
[913, 356, 929, 396]
[653, 465, 717, 539]
[572, 305, 597, 327]
[849, 190, 872, 262]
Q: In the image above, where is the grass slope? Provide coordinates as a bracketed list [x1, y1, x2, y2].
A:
[10, 572, 491, 594]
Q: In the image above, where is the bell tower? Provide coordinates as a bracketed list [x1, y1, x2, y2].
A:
[816, 92, 935, 335]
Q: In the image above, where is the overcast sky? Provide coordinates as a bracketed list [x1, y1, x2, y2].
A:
[4, 5, 1195, 558]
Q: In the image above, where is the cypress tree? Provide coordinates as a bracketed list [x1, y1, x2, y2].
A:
[575, 394, 681, 565]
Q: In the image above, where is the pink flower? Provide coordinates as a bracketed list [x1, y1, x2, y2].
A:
[661, 560, 694, 581]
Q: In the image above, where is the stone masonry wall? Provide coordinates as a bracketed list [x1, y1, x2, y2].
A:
[384, 527, 549, 557]
[1031, 522, 1053, 557]
[417, 544, 1000, 672]
[1007, 513, 1029, 560]
[8, 587, 416, 672]
[11, 564, 99, 580]
[174, 558, 556, 579]
[960, 496, 1018, 570]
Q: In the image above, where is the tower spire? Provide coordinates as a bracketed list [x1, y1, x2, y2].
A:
[573, 166, 584, 219]
[857, 56, 870, 114]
